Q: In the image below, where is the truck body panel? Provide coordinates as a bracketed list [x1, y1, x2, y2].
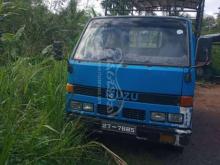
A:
[66, 16, 196, 146]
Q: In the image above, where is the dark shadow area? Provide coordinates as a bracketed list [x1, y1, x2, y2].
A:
[93, 133, 183, 165]
[89, 86, 220, 165]
[91, 108, 220, 165]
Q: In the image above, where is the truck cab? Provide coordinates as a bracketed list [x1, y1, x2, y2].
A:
[66, 16, 195, 147]
[63, 0, 211, 148]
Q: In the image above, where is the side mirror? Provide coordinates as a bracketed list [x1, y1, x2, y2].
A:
[53, 41, 64, 60]
[195, 37, 212, 67]
[196, 33, 220, 67]
[195, 34, 220, 80]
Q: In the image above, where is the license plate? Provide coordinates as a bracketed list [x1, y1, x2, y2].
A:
[101, 121, 136, 135]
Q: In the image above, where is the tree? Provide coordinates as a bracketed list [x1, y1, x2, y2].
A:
[216, 7, 220, 29]
[217, 7, 220, 19]
[203, 15, 216, 31]
[101, 0, 157, 16]
[0, 0, 91, 63]
[0, 0, 26, 63]
[101, 0, 134, 15]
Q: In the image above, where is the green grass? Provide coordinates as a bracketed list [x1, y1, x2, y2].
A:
[202, 28, 220, 75]
[211, 46, 220, 75]
[0, 57, 116, 165]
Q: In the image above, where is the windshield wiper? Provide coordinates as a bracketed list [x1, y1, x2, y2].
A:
[99, 56, 115, 61]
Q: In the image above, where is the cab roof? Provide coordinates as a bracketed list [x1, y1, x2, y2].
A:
[104, 0, 205, 37]
[133, 0, 201, 10]
[93, 15, 191, 23]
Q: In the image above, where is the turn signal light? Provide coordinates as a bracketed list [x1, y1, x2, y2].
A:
[160, 134, 175, 144]
[66, 83, 74, 93]
[180, 96, 193, 107]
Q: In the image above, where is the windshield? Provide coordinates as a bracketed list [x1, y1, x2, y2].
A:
[74, 17, 189, 66]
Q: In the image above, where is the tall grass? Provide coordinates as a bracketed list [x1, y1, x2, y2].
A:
[212, 46, 220, 75]
[0, 57, 116, 164]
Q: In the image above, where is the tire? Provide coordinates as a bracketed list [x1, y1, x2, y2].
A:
[172, 145, 184, 153]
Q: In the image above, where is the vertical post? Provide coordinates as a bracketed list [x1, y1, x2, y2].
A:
[168, 7, 171, 16]
[174, 0, 178, 16]
[122, 0, 125, 15]
[131, 0, 134, 15]
[105, 0, 108, 16]
[195, 0, 205, 38]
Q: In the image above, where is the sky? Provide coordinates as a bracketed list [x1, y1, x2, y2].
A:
[204, 0, 220, 16]
[78, 0, 220, 17]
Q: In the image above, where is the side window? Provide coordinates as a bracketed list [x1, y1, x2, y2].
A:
[129, 29, 162, 48]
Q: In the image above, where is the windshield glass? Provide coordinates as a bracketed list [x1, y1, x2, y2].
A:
[74, 17, 189, 66]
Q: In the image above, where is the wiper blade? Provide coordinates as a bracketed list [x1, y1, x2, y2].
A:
[99, 56, 115, 61]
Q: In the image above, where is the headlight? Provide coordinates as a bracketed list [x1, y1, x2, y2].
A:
[151, 112, 166, 122]
[83, 103, 94, 112]
[168, 114, 183, 124]
[71, 101, 82, 111]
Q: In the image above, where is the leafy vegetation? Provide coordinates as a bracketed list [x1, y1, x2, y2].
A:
[0, 1, 119, 164]
[0, 0, 220, 164]
[212, 46, 220, 75]
[202, 11, 220, 75]
[0, 0, 90, 64]
[0, 57, 113, 164]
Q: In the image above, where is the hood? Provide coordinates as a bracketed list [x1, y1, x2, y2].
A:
[68, 60, 185, 96]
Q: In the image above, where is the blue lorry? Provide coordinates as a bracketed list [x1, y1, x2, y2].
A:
[63, 0, 215, 148]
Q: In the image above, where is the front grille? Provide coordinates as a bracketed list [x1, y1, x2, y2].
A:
[74, 85, 101, 96]
[97, 105, 146, 121]
[97, 105, 118, 115]
[74, 85, 180, 106]
[122, 108, 146, 121]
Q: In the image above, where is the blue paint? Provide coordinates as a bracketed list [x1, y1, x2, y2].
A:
[66, 17, 196, 134]
[66, 93, 182, 128]
[68, 60, 184, 95]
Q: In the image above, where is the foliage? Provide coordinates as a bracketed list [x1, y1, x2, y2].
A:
[201, 8, 220, 75]
[0, 57, 116, 164]
[0, 0, 91, 64]
[211, 46, 220, 75]
[0, 0, 220, 163]
[101, 0, 134, 15]
[0, 0, 25, 63]
[0, 1, 124, 164]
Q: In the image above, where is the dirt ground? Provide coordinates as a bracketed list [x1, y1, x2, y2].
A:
[98, 84, 220, 165]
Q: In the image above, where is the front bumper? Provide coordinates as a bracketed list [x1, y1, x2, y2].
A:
[67, 113, 191, 147]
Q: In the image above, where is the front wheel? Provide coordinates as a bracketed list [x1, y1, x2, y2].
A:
[172, 145, 184, 153]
